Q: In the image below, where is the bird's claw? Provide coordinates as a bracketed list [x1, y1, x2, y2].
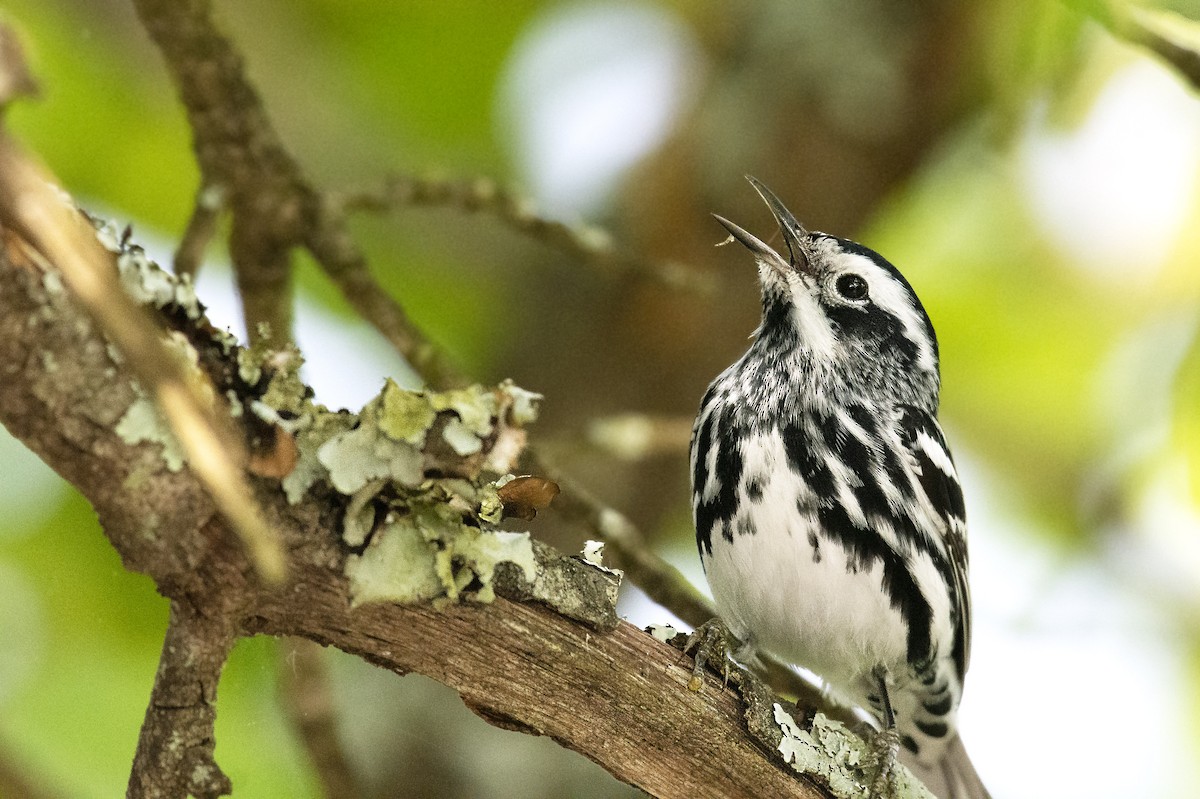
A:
[680, 618, 735, 692]
[867, 726, 901, 799]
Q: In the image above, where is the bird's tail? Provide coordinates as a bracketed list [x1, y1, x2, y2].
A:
[902, 733, 990, 799]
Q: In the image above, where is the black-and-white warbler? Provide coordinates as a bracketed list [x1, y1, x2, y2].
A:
[690, 177, 989, 799]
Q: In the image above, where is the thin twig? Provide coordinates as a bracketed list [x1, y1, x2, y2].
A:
[174, 182, 226, 278]
[278, 641, 365, 799]
[1081, 1, 1200, 91]
[338, 174, 714, 293]
[134, 0, 303, 344]
[305, 196, 468, 389]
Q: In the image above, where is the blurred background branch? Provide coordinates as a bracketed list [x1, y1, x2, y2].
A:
[338, 174, 715, 293]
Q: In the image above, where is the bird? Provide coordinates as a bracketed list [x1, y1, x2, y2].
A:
[688, 176, 989, 799]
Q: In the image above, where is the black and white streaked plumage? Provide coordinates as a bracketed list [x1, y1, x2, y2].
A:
[690, 177, 989, 799]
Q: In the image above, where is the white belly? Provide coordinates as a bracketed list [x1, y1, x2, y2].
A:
[699, 433, 909, 701]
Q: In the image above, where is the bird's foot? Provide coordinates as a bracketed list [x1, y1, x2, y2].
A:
[867, 726, 901, 799]
[680, 617, 738, 692]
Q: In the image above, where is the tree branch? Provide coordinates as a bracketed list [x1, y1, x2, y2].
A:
[0, 129, 284, 584]
[0, 200, 879, 798]
[131, 0, 466, 392]
[336, 174, 714, 294]
[128, 602, 236, 799]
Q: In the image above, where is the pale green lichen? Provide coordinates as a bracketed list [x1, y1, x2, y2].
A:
[282, 380, 539, 506]
[773, 707, 932, 799]
[245, 363, 544, 608]
[342, 478, 386, 548]
[236, 347, 263, 387]
[345, 501, 536, 608]
[344, 516, 443, 605]
[378, 379, 436, 444]
[429, 385, 499, 437]
[440, 527, 535, 603]
[775, 706, 865, 798]
[503, 380, 542, 425]
[93, 219, 122, 253]
[97, 219, 204, 320]
[477, 482, 504, 525]
[282, 412, 357, 504]
[117, 249, 176, 308]
[318, 422, 423, 494]
[441, 417, 482, 456]
[310, 379, 442, 496]
[115, 394, 185, 472]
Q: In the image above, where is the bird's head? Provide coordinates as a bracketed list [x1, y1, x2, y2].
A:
[714, 176, 940, 412]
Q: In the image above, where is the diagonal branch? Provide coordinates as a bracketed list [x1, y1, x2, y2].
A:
[0, 219, 860, 799]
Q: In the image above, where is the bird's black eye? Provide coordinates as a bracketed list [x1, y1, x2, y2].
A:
[835, 273, 869, 301]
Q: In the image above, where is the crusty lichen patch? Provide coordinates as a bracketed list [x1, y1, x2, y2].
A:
[773, 706, 932, 799]
[84, 211, 558, 614]
[94, 218, 204, 321]
[344, 503, 536, 608]
[116, 393, 186, 472]
[251, 365, 547, 608]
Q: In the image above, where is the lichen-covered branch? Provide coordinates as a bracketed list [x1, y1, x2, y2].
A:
[0, 125, 284, 583]
[128, 0, 728, 651]
[0, 201, 878, 798]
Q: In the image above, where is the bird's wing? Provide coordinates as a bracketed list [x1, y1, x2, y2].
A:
[898, 405, 971, 681]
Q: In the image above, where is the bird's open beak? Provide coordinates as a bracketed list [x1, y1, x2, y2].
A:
[713, 176, 812, 276]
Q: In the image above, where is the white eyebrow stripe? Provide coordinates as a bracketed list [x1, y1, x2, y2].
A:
[833, 251, 937, 374]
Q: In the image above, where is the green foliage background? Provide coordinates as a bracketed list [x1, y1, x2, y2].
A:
[1, 1, 1199, 797]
